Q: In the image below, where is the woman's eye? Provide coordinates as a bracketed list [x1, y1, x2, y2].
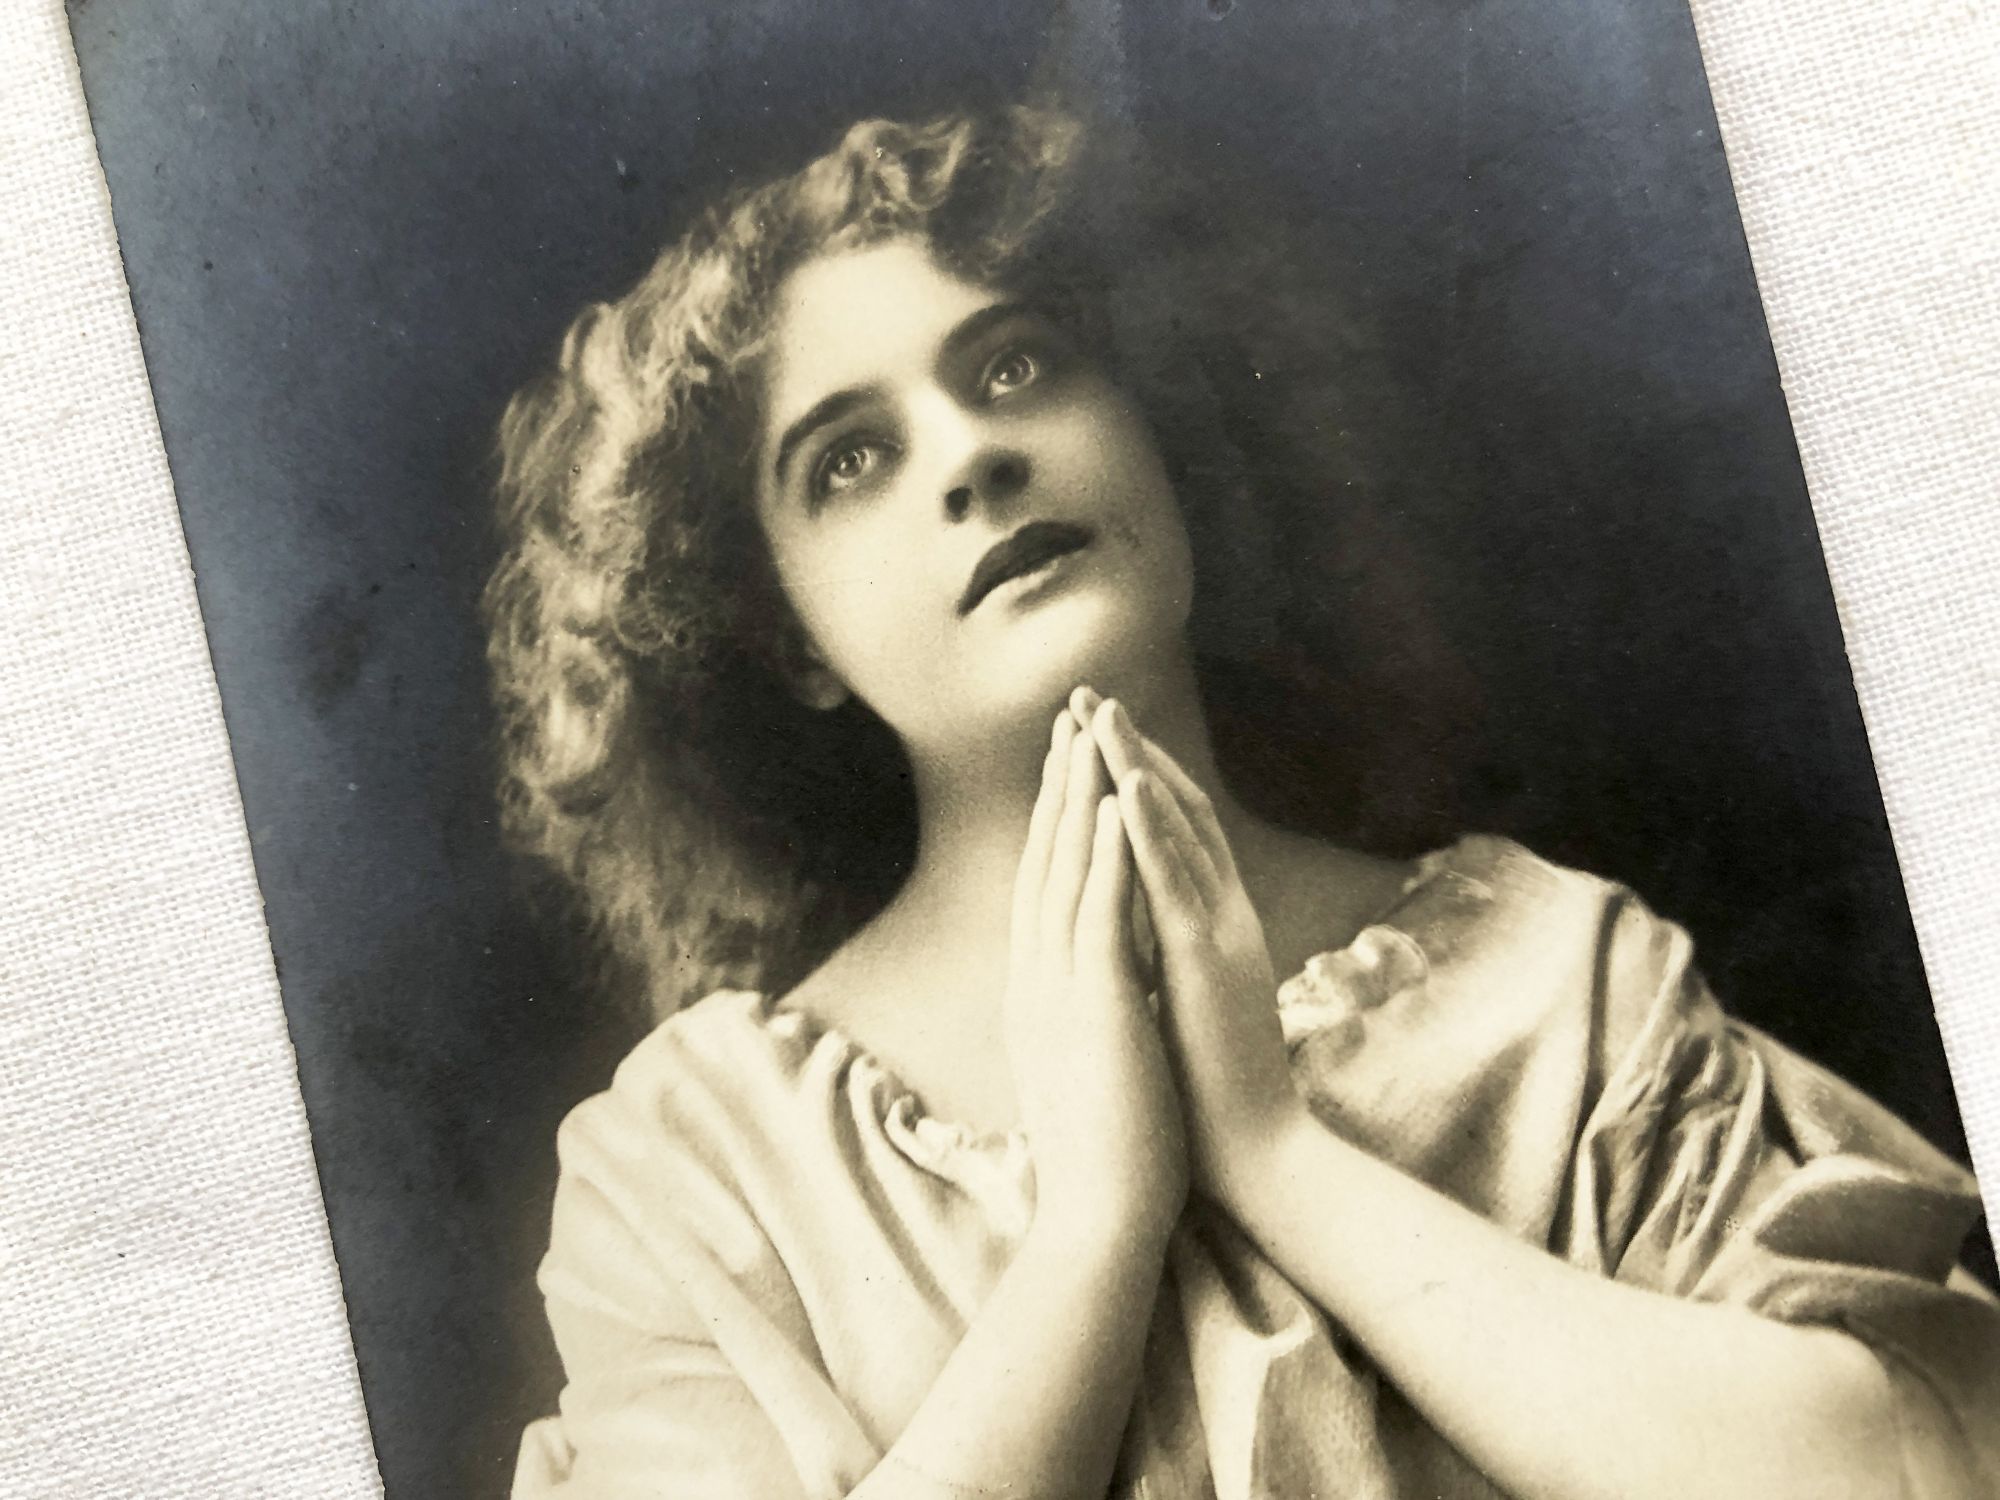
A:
[982, 347, 1040, 398]
[812, 439, 889, 499]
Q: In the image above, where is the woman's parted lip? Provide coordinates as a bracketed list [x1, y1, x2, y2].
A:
[958, 520, 1095, 615]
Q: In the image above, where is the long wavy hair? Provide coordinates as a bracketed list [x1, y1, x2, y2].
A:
[484, 101, 1479, 1024]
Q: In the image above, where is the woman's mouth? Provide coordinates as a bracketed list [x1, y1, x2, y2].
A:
[958, 521, 1095, 616]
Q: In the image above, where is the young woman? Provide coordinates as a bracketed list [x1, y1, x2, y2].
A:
[487, 104, 1999, 1499]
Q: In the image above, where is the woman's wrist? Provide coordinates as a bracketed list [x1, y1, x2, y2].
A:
[1204, 1093, 1326, 1228]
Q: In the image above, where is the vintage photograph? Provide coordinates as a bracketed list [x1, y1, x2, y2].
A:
[68, 0, 1998, 1495]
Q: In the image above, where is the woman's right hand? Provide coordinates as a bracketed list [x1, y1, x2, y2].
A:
[1006, 703, 1189, 1250]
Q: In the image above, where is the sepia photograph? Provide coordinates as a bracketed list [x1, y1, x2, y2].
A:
[63, 0, 1999, 1495]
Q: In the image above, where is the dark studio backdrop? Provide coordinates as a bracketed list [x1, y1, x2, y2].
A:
[70, 0, 1991, 1495]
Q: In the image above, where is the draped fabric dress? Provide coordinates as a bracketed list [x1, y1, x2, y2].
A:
[512, 835, 2000, 1498]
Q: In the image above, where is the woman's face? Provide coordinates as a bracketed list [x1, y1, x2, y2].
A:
[751, 237, 1194, 761]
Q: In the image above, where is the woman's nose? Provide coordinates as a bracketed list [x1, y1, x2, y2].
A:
[943, 451, 1031, 521]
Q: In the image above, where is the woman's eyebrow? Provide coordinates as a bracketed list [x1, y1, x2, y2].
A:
[936, 300, 1035, 368]
[772, 385, 879, 488]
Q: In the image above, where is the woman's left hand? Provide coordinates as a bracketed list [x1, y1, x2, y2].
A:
[1070, 686, 1307, 1202]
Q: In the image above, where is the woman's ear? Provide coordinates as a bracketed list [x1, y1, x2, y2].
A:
[792, 655, 850, 712]
[775, 625, 850, 711]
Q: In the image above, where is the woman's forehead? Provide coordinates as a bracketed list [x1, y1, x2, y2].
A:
[760, 240, 1000, 415]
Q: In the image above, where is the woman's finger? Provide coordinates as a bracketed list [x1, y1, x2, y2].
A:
[1102, 705, 1235, 890]
[1011, 711, 1075, 969]
[1040, 712, 1107, 960]
[1070, 684, 1226, 876]
[1129, 882, 1161, 990]
[1083, 695, 1141, 787]
[1088, 708, 1221, 908]
[1015, 710, 1074, 904]
[1139, 761, 1222, 909]
[1073, 794, 1136, 986]
[1077, 694, 1229, 897]
[1116, 767, 1209, 936]
[1133, 727, 1241, 890]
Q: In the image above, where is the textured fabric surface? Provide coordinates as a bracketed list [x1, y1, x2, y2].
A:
[0, 5, 382, 1497]
[514, 836, 1998, 1500]
[1, 1, 1994, 1497]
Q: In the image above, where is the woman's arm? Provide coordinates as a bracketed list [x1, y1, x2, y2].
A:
[1216, 1108, 1905, 1500]
[849, 708, 1188, 1500]
[1076, 689, 1935, 1500]
[850, 1216, 1169, 1500]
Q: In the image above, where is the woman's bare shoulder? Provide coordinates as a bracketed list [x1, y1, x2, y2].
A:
[769, 905, 1021, 1138]
[1254, 827, 1420, 982]
[771, 910, 913, 1034]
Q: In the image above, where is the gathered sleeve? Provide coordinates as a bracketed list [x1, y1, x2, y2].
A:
[512, 1032, 881, 1500]
[1283, 838, 2000, 1498]
[1566, 884, 2000, 1498]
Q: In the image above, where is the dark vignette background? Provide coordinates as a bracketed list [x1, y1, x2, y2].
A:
[70, 0, 1991, 1494]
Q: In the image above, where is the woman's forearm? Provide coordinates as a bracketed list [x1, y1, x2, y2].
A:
[1217, 1110, 1909, 1500]
[849, 1215, 1168, 1500]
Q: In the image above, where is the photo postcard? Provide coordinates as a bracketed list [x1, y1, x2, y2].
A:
[67, 1, 2000, 1495]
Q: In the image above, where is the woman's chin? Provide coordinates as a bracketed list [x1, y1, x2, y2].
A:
[987, 593, 1187, 711]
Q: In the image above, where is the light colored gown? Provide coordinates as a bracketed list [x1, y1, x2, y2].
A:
[512, 835, 2000, 1498]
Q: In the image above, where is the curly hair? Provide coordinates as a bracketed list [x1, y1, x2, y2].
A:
[485, 102, 1478, 1024]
